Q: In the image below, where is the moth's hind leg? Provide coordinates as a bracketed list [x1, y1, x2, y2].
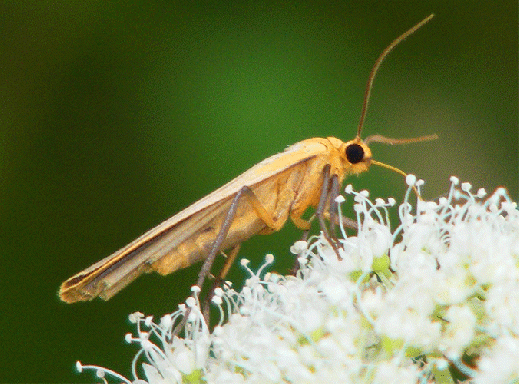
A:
[202, 244, 241, 320]
[195, 185, 286, 323]
[196, 185, 283, 288]
[174, 188, 247, 334]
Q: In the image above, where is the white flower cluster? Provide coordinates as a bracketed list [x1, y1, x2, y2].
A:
[76, 177, 519, 383]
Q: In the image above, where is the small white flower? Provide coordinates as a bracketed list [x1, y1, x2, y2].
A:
[405, 173, 417, 186]
[475, 335, 519, 384]
[440, 305, 476, 358]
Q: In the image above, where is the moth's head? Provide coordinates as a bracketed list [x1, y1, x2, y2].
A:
[339, 137, 372, 175]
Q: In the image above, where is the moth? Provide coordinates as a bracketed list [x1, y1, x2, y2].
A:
[60, 14, 436, 303]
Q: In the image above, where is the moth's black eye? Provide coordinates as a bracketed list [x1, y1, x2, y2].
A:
[345, 144, 365, 164]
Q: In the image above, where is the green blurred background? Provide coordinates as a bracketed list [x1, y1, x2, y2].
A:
[0, 1, 516, 382]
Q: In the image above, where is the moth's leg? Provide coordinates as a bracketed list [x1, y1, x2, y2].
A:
[197, 187, 247, 288]
[293, 166, 334, 242]
[195, 185, 282, 323]
[173, 188, 247, 335]
[291, 215, 312, 230]
[315, 165, 342, 260]
[315, 165, 331, 231]
[325, 212, 358, 231]
[293, 213, 355, 239]
[199, 184, 283, 289]
[200, 184, 283, 283]
[202, 244, 241, 320]
[241, 186, 285, 232]
[217, 243, 241, 283]
[297, 207, 358, 234]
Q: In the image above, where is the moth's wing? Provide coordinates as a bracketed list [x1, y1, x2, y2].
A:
[59, 197, 235, 303]
[59, 139, 328, 303]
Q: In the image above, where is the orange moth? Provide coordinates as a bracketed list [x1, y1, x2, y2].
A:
[60, 14, 437, 303]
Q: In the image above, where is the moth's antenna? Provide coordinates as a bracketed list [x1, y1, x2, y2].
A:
[356, 14, 434, 138]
